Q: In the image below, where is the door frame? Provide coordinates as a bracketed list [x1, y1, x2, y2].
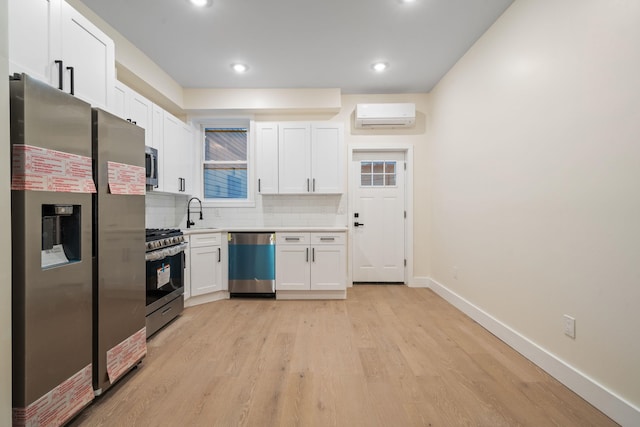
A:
[348, 144, 414, 286]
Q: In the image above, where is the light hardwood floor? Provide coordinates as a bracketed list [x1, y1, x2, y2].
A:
[70, 286, 617, 426]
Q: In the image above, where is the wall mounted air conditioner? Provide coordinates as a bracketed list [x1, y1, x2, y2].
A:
[355, 103, 416, 129]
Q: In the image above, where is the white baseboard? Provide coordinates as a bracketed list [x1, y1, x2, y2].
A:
[427, 278, 640, 427]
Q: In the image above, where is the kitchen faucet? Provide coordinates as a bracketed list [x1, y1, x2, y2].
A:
[186, 197, 203, 228]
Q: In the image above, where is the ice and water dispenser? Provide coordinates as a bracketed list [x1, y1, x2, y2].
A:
[41, 204, 81, 268]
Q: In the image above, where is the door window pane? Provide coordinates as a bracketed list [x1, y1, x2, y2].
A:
[360, 160, 397, 187]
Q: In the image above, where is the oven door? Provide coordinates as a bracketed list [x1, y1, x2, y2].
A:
[145, 249, 184, 315]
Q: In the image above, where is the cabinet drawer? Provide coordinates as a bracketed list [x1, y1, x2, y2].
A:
[311, 233, 345, 245]
[276, 233, 311, 245]
[190, 232, 221, 248]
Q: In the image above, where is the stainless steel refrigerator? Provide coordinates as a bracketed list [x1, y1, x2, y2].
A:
[92, 108, 146, 395]
[10, 74, 147, 424]
[10, 74, 95, 425]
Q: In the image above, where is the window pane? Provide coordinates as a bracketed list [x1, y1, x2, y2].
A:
[372, 162, 384, 173]
[372, 174, 384, 186]
[385, 161, 396, 174]
[204, 164, 247, 199]
[385, 175, 396, 186]
[205, 129, 247, 161]
[361, 162, 372, 174]
[361, 174, 372, 186]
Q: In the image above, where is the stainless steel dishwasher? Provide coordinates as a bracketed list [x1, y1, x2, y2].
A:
[228, 232, 276, 297]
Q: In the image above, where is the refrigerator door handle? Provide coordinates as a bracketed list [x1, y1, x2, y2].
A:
[54, 60, 64, 90]
[66, 66, 75, 95]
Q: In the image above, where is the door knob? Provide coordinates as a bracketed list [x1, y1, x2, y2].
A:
[354, 222, 364, 227]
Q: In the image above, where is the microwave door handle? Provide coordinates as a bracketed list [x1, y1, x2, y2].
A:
[150, 155, 156, 185]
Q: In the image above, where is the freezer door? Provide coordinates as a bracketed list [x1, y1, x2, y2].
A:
[10, 75, 94, 412]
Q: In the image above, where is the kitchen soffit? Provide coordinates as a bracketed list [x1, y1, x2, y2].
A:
[77, 0, 514, 94]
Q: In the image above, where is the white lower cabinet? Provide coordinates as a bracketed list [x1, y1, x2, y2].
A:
[276, 232, 346, 297]
[187, 232, 225, 299]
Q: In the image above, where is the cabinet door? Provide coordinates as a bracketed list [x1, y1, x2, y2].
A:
[278, 123, 311, 194]
[60, 1, 115, 110]
[151, 104, 164, 151]
[112, 81, 128, 120]
[190, 245, 222, 296]
[8, 0, 60, 83]
[311, 123, 344, 194]
[311, 244, 346, 291]
[256, 123, 279, 194]
[276, 245, 311, 291]
[129, 91, 153, 148]
[162, 112, 187, 193]
[181, 124, 195, 194]
[183, 236, 191, 300]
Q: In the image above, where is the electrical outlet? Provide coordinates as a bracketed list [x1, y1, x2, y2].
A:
[563, 315, 576, 339]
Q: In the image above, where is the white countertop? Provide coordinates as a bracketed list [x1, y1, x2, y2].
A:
[182, 226, 348, 235]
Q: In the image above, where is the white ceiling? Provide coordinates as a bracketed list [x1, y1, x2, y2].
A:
[79, 0, 514, 94]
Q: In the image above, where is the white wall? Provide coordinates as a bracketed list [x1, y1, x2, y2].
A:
[428, 0, 640, 420]
[0, 0, 12, 423]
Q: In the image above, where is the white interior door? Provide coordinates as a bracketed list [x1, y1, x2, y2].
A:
[352, 151, 406, 283]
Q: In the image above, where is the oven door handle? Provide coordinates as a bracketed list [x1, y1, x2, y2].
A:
[145, 242, 188, 261]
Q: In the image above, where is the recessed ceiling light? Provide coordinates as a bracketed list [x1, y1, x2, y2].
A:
[189, 0, 211, 7]
[372, 62, 388, 72]
[232, 63, 248, 73]
[400, 0, 417, 3]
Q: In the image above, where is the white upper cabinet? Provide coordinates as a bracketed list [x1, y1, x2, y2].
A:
[8, 0, 60, 83]
[60, 2, 115, 110]
[160, 111, 194, 195]
[255, 123, 279, 195]
[278, 123, 312, 194]
[256, 122, 344, 195]
[113, 81, 153, 143]
[8, 0, 115, 110]
[311, 123, 344, 194]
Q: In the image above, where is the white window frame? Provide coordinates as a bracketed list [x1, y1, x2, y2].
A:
[195, 118, 255, 208]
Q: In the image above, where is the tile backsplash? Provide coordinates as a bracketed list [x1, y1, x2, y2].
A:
[146, 192, 348, 230]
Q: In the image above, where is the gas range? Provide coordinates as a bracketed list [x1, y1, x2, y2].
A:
[144, 228, 186, 337]
[145, 228, 185, 252]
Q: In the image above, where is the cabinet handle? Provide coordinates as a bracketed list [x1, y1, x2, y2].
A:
[66, 66, 75, 95]
[54, 60, 64, 90]
[307, 178, 310, 192]
[312, 247, 315, 262]
[306, 247, 309, 263]
[320, 237, 335, 241]
[285, 237, 300, 241]
[218, 247, 221, 262]
[258, 178, 261, 193]
[313, 178, 316, 192]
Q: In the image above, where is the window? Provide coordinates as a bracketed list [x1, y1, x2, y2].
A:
[203, 128, 248, 199]
[360, 161, 397, 187]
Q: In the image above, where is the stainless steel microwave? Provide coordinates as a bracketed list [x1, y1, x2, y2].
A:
[145, 146, 158, 188]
